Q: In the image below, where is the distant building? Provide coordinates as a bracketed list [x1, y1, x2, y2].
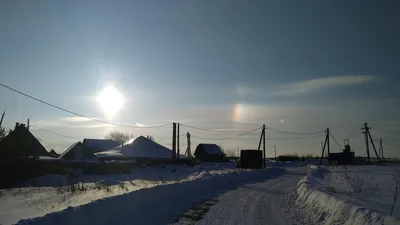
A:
[95, 136, 187, 160]
[194, 144, 226, 162]
[82, 139, 119, 153]
[329, 144, 355, 165]
[0, 123, 49, 159]
[59, 141, 95, 161]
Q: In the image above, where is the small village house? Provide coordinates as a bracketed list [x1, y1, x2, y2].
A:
[0, 123, 49, 159]
[194, 143, 226, 162]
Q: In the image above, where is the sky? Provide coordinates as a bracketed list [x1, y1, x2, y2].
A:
[0, 0, 399, 157]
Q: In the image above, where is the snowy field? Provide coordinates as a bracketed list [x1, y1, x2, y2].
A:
[0, 163, 240, 225]
[297, 165, 400, 225]
[6, 160, 398, 225]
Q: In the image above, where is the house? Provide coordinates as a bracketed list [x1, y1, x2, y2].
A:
[95, 136, 187, 160]
[194, 144, 226, 162]
[82, 139, 119, 153]
[0, 123, 49, 159]
[59, 141, 95, 161]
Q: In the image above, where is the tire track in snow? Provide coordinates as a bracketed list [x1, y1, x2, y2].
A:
[195, 168, 313, 225]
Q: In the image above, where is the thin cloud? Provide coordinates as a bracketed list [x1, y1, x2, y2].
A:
[134, 123, 146, 127]
[269, 75, 378, 96]
[60, 117, 93, 122]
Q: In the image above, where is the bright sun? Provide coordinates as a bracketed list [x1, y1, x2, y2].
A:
[96, 86, 125, 117]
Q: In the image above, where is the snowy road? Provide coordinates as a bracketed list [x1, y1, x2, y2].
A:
[194, 168, 312, 225]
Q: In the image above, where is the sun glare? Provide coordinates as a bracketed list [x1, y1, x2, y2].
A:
[96, 86, 125, 117]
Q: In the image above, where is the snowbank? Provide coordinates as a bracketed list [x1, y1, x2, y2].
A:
[15, 168, 284, 225]
[1, 164, 246, 225]
[296, 166, 397, 225]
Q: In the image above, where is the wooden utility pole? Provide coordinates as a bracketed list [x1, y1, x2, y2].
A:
[362, 123, 370, 162]
[186, 132, 191, 157]
[172, 122, 176, 160]
[177, 123, 180, 160]
[257, 128, 263, 151]
[0, 111, 5, 126]
[263, 124, 266, 168]
[27, 118, 30, 131]
[367, 127, 380, 162]
[379, 138, 384, 159]
[327, 128, 330, 164]
[362, 123, 380, 163]
[319, 128, 329, 165]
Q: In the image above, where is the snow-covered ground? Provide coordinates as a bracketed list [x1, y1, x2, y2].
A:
[0, 163, 240, 225]
[297, 165, 400, 225]
[12, 167, 286, 225]
[9, 160, 398, 225]
[174, 167, 312, 225]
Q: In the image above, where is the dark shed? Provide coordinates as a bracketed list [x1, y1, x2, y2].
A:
[194, 144, 226, 162]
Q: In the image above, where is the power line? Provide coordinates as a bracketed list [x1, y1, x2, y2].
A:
[180, 123, 262, 133]
[30, 125, 80, 141]
[266, 126, 325, 135]
[329, 132, 343, 150]
[0, 83, 170, 129]
[191, 127, 262, 141]
[266, 134, 325, 141]
[384, 143, 400, 147]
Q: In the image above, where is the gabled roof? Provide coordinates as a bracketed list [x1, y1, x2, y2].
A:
[59, 142, 82, 158]
[0, 124, 49, 158]
[97, 136, 187, 159]
[59, 141, 95, 160]
[198, 144, 225, 155]
[82, 139, 119, 153]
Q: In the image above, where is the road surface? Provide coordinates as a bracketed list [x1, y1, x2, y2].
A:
[195, 168, 313, 225]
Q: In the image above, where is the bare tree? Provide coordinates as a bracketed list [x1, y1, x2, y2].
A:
[105, 131, 130, 145]
[0, 126, 6, 141]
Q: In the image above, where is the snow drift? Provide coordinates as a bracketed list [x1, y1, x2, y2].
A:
[296, 166, 397, 225]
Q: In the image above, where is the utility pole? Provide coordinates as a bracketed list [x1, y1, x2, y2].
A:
[379, 138, 384, 159]
[362, 123, 370, 162]
[274, 145, 276, 160]
[172, 122, 176, 160]
[327, 128, 330, 164]
[27, 118, 30, 131]
[258, 128, 263, 151]
[185, 132, 191, 157]
[0, 111, 5, 127]
[361, 123, 380, 163]
[177, 123, 180, 160]
[263, 124, 266, 168]
[319, 128, 329, 165]
[367, 126, 380, 162]
[237, 147, 239, 157]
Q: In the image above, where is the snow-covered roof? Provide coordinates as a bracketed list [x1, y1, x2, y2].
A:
[59, 142, 83, 159]
[199, 144, 225, 155]
[82, 139, 119, 153]
[97, 136, 187, 159]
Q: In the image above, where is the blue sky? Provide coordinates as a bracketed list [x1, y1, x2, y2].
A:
[0, 0, 399, 156]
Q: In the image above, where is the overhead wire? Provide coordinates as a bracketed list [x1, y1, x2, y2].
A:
[329, 132, 343, 150]
[266, 134, 325, 141]
[0, 83, 170, 129]
[190, 127, 262, 141]
[265, 126, 325, 136]
[180, 123, 262, 133]
[30, 125, 80, 141]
